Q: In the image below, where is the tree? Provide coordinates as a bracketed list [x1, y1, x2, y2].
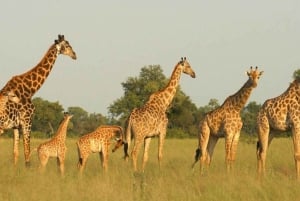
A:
[32, 97, 65, 137]
[241, 101, 261, 135]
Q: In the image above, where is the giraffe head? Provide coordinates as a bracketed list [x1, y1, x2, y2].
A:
[55, 35, 77, 60]
[179, 57, 196, 78]
[246, 66, 263, 88]
[112, 138, 124, 152]
[63, 112, 73, 120]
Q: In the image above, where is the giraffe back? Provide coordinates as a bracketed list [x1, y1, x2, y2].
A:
[258, 79, 300, 131]
[77, 125, 123, 153]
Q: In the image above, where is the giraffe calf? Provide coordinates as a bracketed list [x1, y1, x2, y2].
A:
[36, 112, 73, 175]
[77, 125, 124, 174]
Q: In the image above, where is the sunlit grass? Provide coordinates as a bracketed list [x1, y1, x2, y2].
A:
[0, 136, 299, 201]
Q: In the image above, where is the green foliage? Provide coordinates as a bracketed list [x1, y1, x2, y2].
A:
[30, 98, 109, 138]
[195, 98, 220, 123]
[241, 101, 261, 135]
[32, 97, 64, 137]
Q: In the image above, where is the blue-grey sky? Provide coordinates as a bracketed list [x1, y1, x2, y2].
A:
[1, 1, 300, 115]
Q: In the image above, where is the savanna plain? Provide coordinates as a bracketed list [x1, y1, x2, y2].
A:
[0, 137, 299, 201]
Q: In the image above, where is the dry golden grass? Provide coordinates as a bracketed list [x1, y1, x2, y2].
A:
[0, 137, 299, 201]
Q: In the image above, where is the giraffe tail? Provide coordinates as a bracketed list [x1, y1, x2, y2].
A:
[191, 147, 201, 169]
[123, 116, 132, 161]
[76, 142, 83, 168]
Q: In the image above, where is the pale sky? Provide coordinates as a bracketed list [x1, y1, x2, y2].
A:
[1, 1, 300, 115]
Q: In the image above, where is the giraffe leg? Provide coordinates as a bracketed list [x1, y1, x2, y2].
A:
[199, 121, 210, 174]
[99, 151, 104, 166]
[57, 153, 65, 176]
[102, 150, 109, 172]
[225, 132, 234, 172]
[142, 137, 152, 172]
[13, 129, 20, 166]
[206, 135, 219, 166]
[292, 126, 300, 179]
[79, 156, 88, 174]
[257, 122, 270, 178]
[22, 129, 31, 167]
[38, 153, 49, 174]
[100, 145, 108, 171]
[131, 137, 143, 172]
[158, 121, 167, 169]
[228, 131, 241, 171]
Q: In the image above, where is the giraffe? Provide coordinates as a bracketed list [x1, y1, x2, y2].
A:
[257, 77, 300, 179]
[76, 125, 124, 174]
[193, 66, 263, 173]
[123, 57, 196, 172]
[36, 112, 73, 175]
[0, 34, 76, 166]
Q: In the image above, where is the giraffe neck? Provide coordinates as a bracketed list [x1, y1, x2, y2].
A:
[224, 79, 254, 111]
[1, 44, 58, 99]
[285, 79, 300, 98]
[147, 63, 182, 110]
[54, 118, 70, 142]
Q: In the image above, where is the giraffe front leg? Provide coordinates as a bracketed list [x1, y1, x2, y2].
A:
[228, 131, 241, 172]
[101, 145, 109, 172]
[13, 129, 20, 166]
[58, 152, 65, 176]
[158, 121, 167, 169]
[142, 137, 152, 172]
[225, 133, 234, 172]
[78, 156, 88, 175]
[22, 128, 31, 167]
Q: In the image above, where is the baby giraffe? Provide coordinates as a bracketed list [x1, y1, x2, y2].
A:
[36, 112, 73, 175]
[77, 125, 124, 174]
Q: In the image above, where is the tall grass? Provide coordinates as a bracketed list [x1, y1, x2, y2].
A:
[0, 137, 299, 201]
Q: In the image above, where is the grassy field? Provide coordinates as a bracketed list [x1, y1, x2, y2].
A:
[0, 137, 299, 201]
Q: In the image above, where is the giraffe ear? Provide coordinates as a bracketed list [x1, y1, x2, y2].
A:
[54, 39, 59, 44]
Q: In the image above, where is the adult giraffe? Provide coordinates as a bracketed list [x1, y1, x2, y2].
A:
[193, 66, 263, 173]
[0, 34, 76, 166]
[257, 77, 300, 179]
[124, 57, 196, 172]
